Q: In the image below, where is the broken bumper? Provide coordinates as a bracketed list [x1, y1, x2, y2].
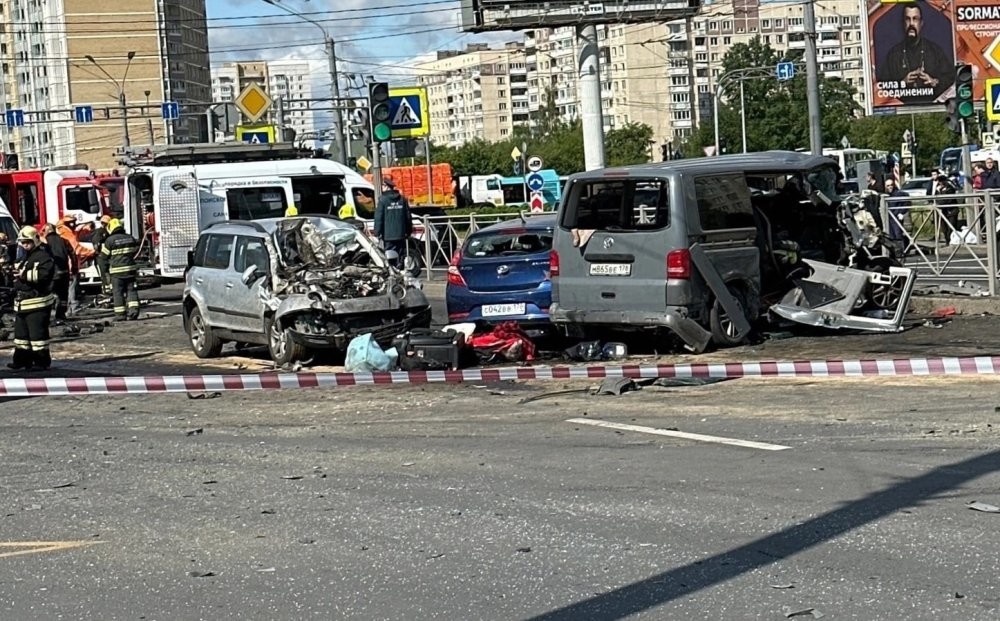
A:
[289, 305, 433, 350]
[550, 305, 712, 353]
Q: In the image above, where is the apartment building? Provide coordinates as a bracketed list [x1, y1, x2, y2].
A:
[212, 60, 315, 140]
[409, 0, 865, 152]
[415, 43, 528, 148]
[1, 0, 211, 171]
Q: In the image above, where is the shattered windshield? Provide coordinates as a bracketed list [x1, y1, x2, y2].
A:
[273, 217, 365, 268]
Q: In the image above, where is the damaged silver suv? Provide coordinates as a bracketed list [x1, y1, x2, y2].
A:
[182, 216, 432, 365]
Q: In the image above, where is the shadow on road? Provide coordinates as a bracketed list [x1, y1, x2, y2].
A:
[529, 449, 1000, 620]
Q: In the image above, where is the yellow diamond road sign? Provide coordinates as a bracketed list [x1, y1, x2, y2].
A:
[235, 83, 273, 124]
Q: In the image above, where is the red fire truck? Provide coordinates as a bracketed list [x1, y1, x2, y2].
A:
[0, 167, 118, 228]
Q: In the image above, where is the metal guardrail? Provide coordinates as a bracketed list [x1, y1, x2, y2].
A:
[881, 190, 1000, 295]
[416, 212, 527, 280]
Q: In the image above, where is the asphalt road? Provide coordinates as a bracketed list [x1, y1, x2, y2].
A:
[3, 282, 1000, 619]
[2, 375, 1000, 619]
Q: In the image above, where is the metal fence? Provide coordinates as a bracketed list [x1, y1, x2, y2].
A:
[882, 190, 1000, 295]
[415, 212, 528, 280]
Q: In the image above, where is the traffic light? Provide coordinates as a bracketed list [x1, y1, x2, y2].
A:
[660, 144, 669, 161]
[368, 82, 391, 143]
[4, 153, 18, 170]
[955, 64, 975, 121]
[945, 98, 961, 133]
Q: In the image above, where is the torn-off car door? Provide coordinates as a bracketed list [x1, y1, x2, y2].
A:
[769, 259, 916, 332]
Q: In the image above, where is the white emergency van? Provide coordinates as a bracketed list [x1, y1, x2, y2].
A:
[120, 144, 376, 279]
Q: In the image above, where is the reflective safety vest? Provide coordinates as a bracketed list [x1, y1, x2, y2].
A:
[102, 229, 140, 277]
[14, 245, 56, 313]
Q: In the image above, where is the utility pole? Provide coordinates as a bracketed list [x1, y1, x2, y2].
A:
[263, 0, 346, 162]
[803, 0, 823, 155]
[325, 37, 348, 162]
[577, 24, 606, 170]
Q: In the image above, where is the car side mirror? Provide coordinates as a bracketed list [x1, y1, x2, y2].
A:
[241, 265, 261, 286]
[187, 249, 195, 268]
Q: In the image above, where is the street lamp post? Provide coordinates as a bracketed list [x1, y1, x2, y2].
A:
[712, 64, 804, 156]
[262, 0, 347, 162]
[86, 51, 136, 148]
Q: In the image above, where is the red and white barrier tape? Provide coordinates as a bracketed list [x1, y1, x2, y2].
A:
[0, 355, 998, 398]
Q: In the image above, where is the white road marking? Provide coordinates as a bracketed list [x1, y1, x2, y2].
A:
[566, 418, 791, 452]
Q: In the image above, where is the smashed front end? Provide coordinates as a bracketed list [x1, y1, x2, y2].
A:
[265, 218, 431, 349]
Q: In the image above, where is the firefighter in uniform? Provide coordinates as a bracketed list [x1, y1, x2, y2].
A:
[90, 215, 113, 296]
[101, 219, 141, 321]
[10, 227, 56, 371]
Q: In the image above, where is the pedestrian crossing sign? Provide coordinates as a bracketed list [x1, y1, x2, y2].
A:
[388, 87, 429, 139]
[987, 78, 1000, 123]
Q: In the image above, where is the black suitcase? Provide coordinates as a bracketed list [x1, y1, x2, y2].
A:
[392, 329, 468, 371]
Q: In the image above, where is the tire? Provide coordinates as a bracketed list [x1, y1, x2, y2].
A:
[710, 286, 750, 347]
[188, 306, 223, 359]
[266, 315, 307, 366]
[405, 239, 425, 273]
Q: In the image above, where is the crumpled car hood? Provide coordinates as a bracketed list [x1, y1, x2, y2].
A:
[264, 218, 410, 316]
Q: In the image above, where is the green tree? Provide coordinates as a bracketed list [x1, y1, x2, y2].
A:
[605, 123, 654, 166]
[846, 113, 957, 173]
[683, 36, 860, 155]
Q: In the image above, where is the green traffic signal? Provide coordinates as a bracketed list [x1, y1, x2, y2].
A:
[954, 64, 974, 120]
[368, 81, 391, 144]
[957, 101, 975, 118]
[373, 123, 392, 142]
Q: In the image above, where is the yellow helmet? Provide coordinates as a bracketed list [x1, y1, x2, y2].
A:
[107, 218, 122, 232]
[338, 204, 356, 219]
[17, 226, 39, 243]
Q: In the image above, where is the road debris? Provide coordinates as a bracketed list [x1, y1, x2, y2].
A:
[596, 377, 638, 396]
[968, 501, 1000, 513]
[187, 571, 216, 578]
[784, 607, 823, 619]
[186, 392, 221, 400]
[770, 583, 796, 589]
[184, 428, 204, 436]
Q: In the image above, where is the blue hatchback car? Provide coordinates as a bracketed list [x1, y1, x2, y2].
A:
[446, 215, 554, 330]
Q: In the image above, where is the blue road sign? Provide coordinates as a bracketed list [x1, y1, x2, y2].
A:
[74, 105, 93, 124]
[526, 172, 545, 193]
[240, 130, 271, 144]
[388, 94, 423, 130]
[5, 109, 25, 128]
[776, 62, 795, 81]
[161, 101, 180, 120]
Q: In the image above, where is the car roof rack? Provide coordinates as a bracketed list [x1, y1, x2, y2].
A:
[118, 142, 314, 167]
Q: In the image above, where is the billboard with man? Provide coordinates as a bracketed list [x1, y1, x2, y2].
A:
[867, 0, 956, 108]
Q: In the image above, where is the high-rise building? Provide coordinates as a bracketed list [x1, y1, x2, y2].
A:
[407, 0, 865, 155]
[0, 0, 211, 171]
[212, 60, 315, 141]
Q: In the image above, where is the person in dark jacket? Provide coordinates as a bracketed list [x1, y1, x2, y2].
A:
[41, 223, 73, 321]
[10, 226, 56, 371]
[90, 215, 113, 295]
[883, 178, 910, 243]
[101, 219, 141, 321]
[982, 158, 1000, 190]
[374, 177, 412, 267]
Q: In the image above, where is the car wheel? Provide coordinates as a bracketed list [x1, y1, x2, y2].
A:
[405, 240, 425, 273]
[188, 307, 223, 358]
[710, 286, 751, 347]
[266, 316, 307, 366]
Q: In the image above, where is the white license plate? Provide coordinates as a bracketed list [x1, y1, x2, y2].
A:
[589, 263, 632, 277]
[482, 303, 526, 317]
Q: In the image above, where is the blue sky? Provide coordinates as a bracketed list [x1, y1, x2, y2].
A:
[204, 0, 512, 81]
